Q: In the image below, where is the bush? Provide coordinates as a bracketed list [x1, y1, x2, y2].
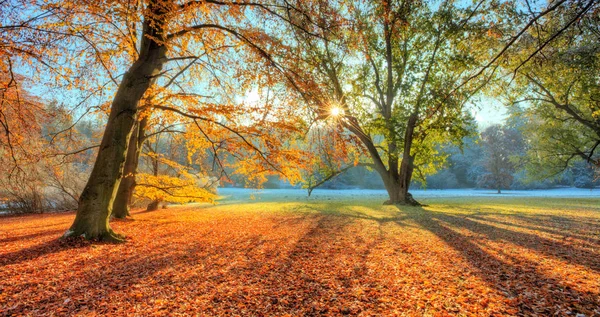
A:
[5, 185, 46, 214]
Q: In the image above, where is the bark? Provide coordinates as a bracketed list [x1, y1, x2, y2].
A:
[63, 3, 168, 242]
[146, 200, 160, 211]
[144, 132, 162, 213]
[112, 117, 147, 219]
[381, 169, 420, 206]
[380, 114, 421, 206]
[342, 116, 421, 206]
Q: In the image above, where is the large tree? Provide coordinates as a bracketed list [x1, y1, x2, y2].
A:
[281, 0, 499, 204]
[47, 0, 310, 241]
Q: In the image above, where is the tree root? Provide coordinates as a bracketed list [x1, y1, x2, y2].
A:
[62, 228, 126, 243]
[101, 231, 126, 243]
[384, 193, 427, 206]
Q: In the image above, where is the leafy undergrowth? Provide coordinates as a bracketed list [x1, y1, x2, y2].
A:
[1, 197, 599, 316]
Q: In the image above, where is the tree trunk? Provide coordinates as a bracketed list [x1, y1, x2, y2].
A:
[381, 161, 420, 206]
[383, 114, 421, 206]
[63, 4, 168, 242]
[112, 117, 147, 219]
[497, 188, 501, 194]
[146, 200, 160, 211]
[343, 114, 421, 206]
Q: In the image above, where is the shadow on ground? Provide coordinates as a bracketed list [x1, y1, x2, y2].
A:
[1, 199, 599, 316]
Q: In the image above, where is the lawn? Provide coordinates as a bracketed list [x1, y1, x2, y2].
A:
[1, 196, 599, 316]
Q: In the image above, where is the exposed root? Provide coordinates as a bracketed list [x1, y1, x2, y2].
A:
[101, 232, 126, 243]
[62, 229, 126, 243]
[108, 229, 127, 241]
[384, 193, 427, 206]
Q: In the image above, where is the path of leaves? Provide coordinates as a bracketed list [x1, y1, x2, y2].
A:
[1, 198, 599, 316]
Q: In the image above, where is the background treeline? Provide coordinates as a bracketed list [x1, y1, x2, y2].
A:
[2, 102, 597, 215]
[258, 114, 599, 191]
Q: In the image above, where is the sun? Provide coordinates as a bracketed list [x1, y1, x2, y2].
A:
[330, 106, 345, 118]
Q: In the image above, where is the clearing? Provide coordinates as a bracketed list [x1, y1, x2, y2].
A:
[1, 192, 599, 316]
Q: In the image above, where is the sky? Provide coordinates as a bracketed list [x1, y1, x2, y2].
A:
[470, 99, 508, 129]
[243, 90, 509, 130]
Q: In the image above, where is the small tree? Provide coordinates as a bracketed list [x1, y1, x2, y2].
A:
[478, 125, 524, 193]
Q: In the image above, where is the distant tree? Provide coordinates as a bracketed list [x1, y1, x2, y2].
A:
[478, 125, 525, 193]
[425, 169, 459, 189]
[570, 161, 598, 189]
[437, 129, 484, 188]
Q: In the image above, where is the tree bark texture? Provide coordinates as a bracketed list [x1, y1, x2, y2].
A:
[64, 3, 168, 241]
[112, 117, 147, 219]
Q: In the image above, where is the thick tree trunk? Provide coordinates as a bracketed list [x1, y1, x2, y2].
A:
[112, 117, 147, 219]
[382, 114, 421, 206]
[381, 164, 420, 206]
[63, 5, 167, 242]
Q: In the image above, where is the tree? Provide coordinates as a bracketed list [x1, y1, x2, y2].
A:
[45, 0, 312, 241]
[504, 0, 600, 180]
[281, 0, 497, 204]
[112, 116, 147, 219]
[478, 124, 524, 193]
[135, 117, 218, 211]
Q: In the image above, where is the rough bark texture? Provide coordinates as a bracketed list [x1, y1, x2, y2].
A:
[112, 117, 147, 219]
[64, 3, 168, 241]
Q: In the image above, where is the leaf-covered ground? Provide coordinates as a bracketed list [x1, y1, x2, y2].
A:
[1, 197, 599, 316]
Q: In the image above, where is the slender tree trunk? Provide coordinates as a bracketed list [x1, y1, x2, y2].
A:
[63, 4, 168, 241]
[112, 117, 147, 219]
[146, 200, 160, 211]
[146, 145, 161, 211]
[397, 155, 419, 205]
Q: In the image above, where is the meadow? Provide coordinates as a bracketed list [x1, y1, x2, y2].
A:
[1, 193, 599, 316]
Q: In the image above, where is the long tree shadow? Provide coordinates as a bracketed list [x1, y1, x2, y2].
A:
[0, 229, 66, 244]
[405, 207, 599, 315]
[429, 210, 600, 272]
[467, 213, 600, 246]
[2, 212, 383, 316]
[0, 237, 92, 267]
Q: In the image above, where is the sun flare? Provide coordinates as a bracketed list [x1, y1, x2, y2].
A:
[330, 106, 345, 118]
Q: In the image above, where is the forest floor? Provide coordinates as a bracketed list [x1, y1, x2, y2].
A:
[1, 195, 599, 316]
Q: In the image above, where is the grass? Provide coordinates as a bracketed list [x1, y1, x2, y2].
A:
[1, 196, 599, 316]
